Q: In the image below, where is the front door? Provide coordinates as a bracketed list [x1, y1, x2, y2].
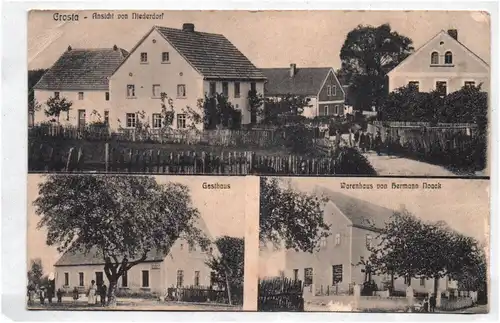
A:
[95, 272, 104, 286]
[78, 109, 86, 128]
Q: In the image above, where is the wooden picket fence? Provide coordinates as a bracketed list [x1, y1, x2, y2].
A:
[28, 142, 343, 175]
[258, 277, 304, 312]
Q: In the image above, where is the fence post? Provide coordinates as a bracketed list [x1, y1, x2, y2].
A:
[105, 143, 109, 173]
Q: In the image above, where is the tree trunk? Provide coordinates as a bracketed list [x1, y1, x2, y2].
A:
[225, 272, 232, 306]
[107, 279, 118, 307]
[390, 273, 395, 294]
[434, 276, 439, 296]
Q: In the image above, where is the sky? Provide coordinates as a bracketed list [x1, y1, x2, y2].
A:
[27, 175, 246, 274]
[28, 10, 491, 70]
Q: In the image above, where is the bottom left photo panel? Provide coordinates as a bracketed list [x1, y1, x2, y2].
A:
[26, 174, 250, 311]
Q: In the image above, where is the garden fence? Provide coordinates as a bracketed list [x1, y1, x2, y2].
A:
[258, 277, 304, 311]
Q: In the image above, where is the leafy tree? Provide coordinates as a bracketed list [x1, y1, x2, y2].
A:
[338, 24, 414, 111]
[44, 96, 73, 123]
[203, 93, 241, 130]
[248, 89, 265, 125]
[33, 175, 209, 306]
[28, 69, 47, 104]
[263, 94, 311, 125]
[27, 258, 44, 288]
[206, 236, 244, 305]
[259, 177, 331, 253]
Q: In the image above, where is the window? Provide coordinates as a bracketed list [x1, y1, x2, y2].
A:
[404, 276, 411, 285]
[28, 111, 34, 128]
[105, 92, 110, 101]
[335, 233, 341, 246]
[366, 235, 373, 249]
[127, 85, 135, 98]
[188, 242, 196, 252]
[54, 92, 60, 99]
[78, 92, 84, 100]
[152, 113, 162, 128]
[209, 82, 216, 96]
[332, 265, 343, 284]
[445, 51, 453, 64]
[319, 105, 329, 116]
[152, 84, 161, 98]
[334, 105, 340, 115]
[104, 111, 109, 125]
[222, 82, 229, 97]
[304, 268, 313, 286]
[293, 269, 299, 281]
[162, 52, 170, 63]
[122, 270, 128, 287]
[177, 270, 184, 287]
[64, 273, 69, 286]
[177, 114, 186, 129]
[436, 81, 447, 96]
[79, 273, 84, 287]
[431, 51, 439, 65]
[250, 82, 256, 92]
[408, 81, 420, 91]
[464, 81, 476, 88]
[177, 84, 186, 98]
[327, 85, 332, 96]
[140, 52, 148, 63]
[332, 85, 337, 96]
[319, 236, 327, 248]
[420, 277, 425, 286]
[142, 270, 149, 287]
[126, 113, 136, 128]
[95, 272, 103, 286]
[78, 110, 86, 128]
[234, 82, 240, 98]
[194, 271, 200, 287]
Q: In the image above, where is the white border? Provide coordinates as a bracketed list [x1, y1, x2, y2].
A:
[2, 1, 499, 323]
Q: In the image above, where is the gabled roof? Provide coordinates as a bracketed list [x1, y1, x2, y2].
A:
[114, 25, 266, 80]
[34, 48, 128, 91]
[388, 30, 489, 76]
[261, 67, 332, 96]
[316, 187, 394, 231]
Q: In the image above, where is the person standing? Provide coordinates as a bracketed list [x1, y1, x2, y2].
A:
[87, 280, 97, 306]
[39, 287, 45, 305]
[423, 296, 429, 312]
[100, 284, 107, 307]
[72, 287, 79, 302]
[359, 131, 367, 153]
[354, 130, 360, 148]
[375, 131, 382, 156]
[46, 284, 53, 304]
[56, 288, 63, 303]
[429, 294, 437, 312]
[335, 130, 342, 149]
[385, 130, 392, 156]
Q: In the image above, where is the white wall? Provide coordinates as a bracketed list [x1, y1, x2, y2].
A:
[34, 90, 111, 125]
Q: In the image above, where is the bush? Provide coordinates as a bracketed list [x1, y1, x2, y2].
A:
[283, 124, 313, 155]
[333, 147, 377, 175]
[361, 281, 378, 296]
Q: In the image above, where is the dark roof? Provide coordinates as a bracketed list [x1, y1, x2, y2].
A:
[261, 67, 332, 96]
[316, 187, 394, 231]
[34, 48, 128, 91]
[151, 26, 265, 80]
[54, 247, 164, 267]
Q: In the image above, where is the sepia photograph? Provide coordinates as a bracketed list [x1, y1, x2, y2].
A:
[26, 174, 246, 311]
[27, 10, 490, 176]
[258, 177, 489, 313]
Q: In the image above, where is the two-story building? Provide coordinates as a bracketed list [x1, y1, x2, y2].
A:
[259, 187, 457, 296]
[261, 65, 345, 118]
[387, 29, 490, 95]
[109, 23, 266, 130]
[32, 46, 128, 126]
[53, 218, 220, 294]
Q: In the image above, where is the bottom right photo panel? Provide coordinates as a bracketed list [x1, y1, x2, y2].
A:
[258, 177, 489, 313]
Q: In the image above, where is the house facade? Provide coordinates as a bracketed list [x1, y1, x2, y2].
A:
[261, 65, 345, 118]
[109, 24, 266, 130]
[32, 47, 128, 126]
[259, 188, 457, 296]
[387, 29, 490, 95]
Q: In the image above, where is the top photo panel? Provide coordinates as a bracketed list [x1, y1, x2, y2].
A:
[27, 10, 491, 177]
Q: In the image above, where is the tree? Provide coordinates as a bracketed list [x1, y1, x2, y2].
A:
[263, 94, 311, 125]
[248, 89, 265, 125]
[338, 24, 414, 111]
[27, 258, 44, 288]
[28, 69, 47, 108]
[203, 93, 241, 130]
[259, 178, 331, 253]
[44, 96, 73, 123]
[206, 236, 244, 305]
[33, 175, 209, 306]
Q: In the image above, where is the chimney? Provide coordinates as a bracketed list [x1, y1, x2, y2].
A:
[290, 63, 297, 77]
[67, 45, 72, 51]
[447, 29, 458, 41]
[113, 44, 118, 51]
[182, 23, 195, 32]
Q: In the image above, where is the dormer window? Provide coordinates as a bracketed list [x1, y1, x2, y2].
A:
[431, 51, 439, 65]
[445, 51, 453, 64]
[140, 52, 148, 63]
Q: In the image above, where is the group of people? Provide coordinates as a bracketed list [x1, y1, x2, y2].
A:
[421, 294, 437, 313]
[27, 280, 108, 307]
[86, 280, 108, 306]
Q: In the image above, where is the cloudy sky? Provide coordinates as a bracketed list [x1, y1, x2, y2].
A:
[28, 10, 490, 70]
[27, 175, 246, 273]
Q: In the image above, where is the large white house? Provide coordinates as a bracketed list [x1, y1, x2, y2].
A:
[387, 29, 490, 95]
[33, 23, 267, 130]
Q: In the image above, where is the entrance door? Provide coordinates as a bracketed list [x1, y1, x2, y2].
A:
[78, 109, 86, 128]
[95, 272, 104, 286]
